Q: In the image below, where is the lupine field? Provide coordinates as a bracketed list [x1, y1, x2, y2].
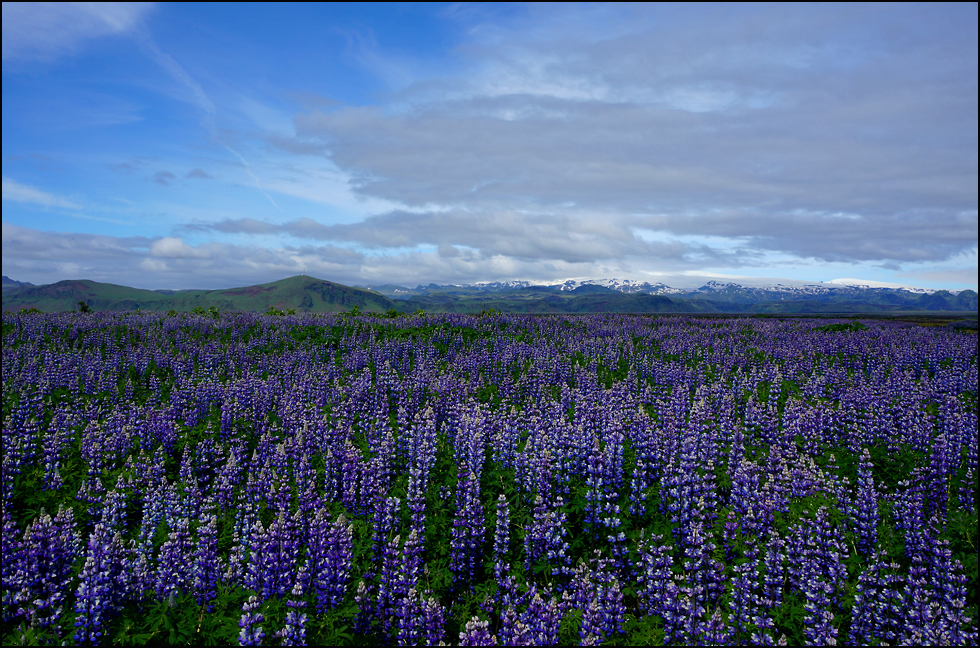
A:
[1, 311, 977, 646]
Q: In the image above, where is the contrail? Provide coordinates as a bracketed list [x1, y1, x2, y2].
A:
[223, 145, 281, 210]
[135, 30, 281, 211]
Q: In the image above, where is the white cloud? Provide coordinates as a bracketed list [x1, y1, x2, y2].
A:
[149, 237, 211, 259]
[2, 2, 153, 62]
[288, 3, 976, 271]
[2, 177, 80, 209]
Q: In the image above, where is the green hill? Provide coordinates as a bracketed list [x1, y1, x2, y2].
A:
[1, 276, 394, 313]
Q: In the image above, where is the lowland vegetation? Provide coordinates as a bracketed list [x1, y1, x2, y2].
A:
[1, 310, 976, 645]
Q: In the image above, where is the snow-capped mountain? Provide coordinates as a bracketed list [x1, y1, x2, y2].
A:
[469, 281, 534, 290]
[354, 275, 980, 319]
[554, 278, 684, 294]
[692, 280, 943, 296]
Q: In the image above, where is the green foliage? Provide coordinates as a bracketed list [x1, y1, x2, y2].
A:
[190, 305, 221, 318]
[265, 306, 297, 316]
[622, 613, 664, 646]
[814, 321, 868, 332]
[77, 300, 91, 313]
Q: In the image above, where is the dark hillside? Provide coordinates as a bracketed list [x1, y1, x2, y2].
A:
[1, 275, 394, 313]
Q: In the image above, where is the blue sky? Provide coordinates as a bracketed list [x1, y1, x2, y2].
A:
[2, 2, 977, 290]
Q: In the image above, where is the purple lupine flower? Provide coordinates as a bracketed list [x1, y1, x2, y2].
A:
[399, 528, 423, 599]
[41, 416, 70, 492]
[635, 534, 674, 618]
[522, 589, 563, 645]
[926, 537, 977, 645]
[231, 483, 260, 568]
[925, 432, 953, 524]
[697, 609, 733, 646]
[155, 517, 192, 600]
[681, 521, 726, 610]
[458, 616, 496, 646]
[420, 592, 446, 645]
[295, 450, 318, 523]
[395, 587, 422, 646]
[727, 549, 762, 640]
[762, 534, 785, 606]
[852, 447, 880, 556]
[129, 541, 152, 606]
[133, 484, 165, 576]
[600, 502, 629, 578]
[73, 523, 129, 645]
[406, 459, 428, 540]
[493, 494, 510, 589]
[177, 451, 202, 520]
[10, 506, 80, 635]
[245, 511, 300, 601]
[786, 507, 847, 603]
[721, 509, 740, 562]
[893, 475, 928, 557]
[848, 552, 905, 645]
[524, 493, 572, 584]
[214, 449, 241, 514]
[376, 532, 402, 637]
[353, 579, 374, 636]
[660, 578, 702, 646]
[449, 469, 484, 588]
[275, 573, 308, 646]
[750, 612, 778, 646]
[574, 553, 625, 645]
[959, 430, 977, 513]
[223, 530, 248, 588]
[899, 531, 978, 645]
[627, 419, 655, 517]
[238, 595, 265, 646]
[660, 428, 715, 548]
[339, 440, 363, 515]
[499, 604, 530, 646]
[309, 509, 353, 612]
[75, 475, 106, 520]
[584, 436, 606, 531]
[2, 506, 23, 622]
[369, 496, 400, 581]
[192, 514, 222, 609]
[802, 579, 838, 645]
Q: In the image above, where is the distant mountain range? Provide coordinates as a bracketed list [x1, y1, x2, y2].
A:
[2, 274, 977, 314]
[360, 278, 978, 313]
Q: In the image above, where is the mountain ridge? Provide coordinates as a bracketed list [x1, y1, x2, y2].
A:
[2, 275, 976, 314]
[1, 276, 395, 314]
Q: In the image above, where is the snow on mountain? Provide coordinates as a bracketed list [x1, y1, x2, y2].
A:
[370, 276, 954, 298]
[694, 279, 941, 296]
[826, 278, 934, 293]
[555, 278, 684, 294]
[470, 280, 534, 290]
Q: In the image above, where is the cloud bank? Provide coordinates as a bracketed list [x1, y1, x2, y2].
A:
[2, 4, 976, 290]
[279, 3, 976, 273]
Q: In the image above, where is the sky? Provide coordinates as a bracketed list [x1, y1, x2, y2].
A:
[2, 2, 977, 291]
